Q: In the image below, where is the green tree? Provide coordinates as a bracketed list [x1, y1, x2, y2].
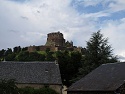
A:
[69, 51, 82, 82]
[79, 31, 118, 77]
[70, 51, 81, 67]
[5, 48, 12, 56]
[22, 47, 28, 51]
[16, 51, 30, 61]
[4, 48, 13, 61]
[56, 51, 82, 86]
[29, 52, 45, 61]
[0, 79, 19, 94]
[45, 48, 55, 61]
[0, 49, 5, 61]
[13, 46, 21, 53]
[55, 51, 71, 86]
[5, 53, 16, 61]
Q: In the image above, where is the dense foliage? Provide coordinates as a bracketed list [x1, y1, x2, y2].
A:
[56, 51, 82, 86]
[0, 79, 19, 94]
[0, 31, 118, 86]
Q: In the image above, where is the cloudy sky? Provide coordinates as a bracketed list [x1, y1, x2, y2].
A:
[0, 0, 125, 61]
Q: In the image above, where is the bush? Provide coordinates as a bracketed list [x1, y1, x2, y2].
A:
[19, 87, 59, 94]
[35, 87, 59, 94]
[19, 87, 34, 94]
[0, 79, 19, 94]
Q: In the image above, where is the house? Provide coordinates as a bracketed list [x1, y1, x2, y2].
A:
[0, 61, 62, 94]
[67, 62, 125, 94]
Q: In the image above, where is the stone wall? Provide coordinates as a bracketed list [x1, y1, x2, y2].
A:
[45, 32, 65, 47]
[28, 45, 58, 52]
[28, 46, 37, 52]
[39, 46, 55, 51]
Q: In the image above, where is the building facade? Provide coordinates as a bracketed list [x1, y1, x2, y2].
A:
[0, 62, 62, 94]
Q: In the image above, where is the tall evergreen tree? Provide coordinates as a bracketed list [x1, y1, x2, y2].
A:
[79, 31, 118, 77]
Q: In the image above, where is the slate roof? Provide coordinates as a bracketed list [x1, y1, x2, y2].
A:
[0, 61, 62, 85]
[68, 62, 125, 91]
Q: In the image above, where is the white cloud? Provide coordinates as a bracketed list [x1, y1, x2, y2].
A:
[77, 0, 125, 18]
[108, 0, 125, 12]
[101, 18, 125, 58]
[1, 0, 125, 62]
[0, 0, 97, 49]
[82, 0, 103, 7]
[78, 0, 124, 10]
[84, 11, 110, 18]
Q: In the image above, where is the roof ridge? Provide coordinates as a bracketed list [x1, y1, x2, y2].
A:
[0, 61, 55, 63]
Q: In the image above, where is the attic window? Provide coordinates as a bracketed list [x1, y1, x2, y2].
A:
[45, 69, 48, 72]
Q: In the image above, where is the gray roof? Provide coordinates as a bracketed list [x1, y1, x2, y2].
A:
[68, 62, 125, 91]
[0, 61, 62, 85]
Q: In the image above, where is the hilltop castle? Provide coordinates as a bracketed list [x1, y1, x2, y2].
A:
[28, 31, 82, 52]
[45, 31, 66, 46]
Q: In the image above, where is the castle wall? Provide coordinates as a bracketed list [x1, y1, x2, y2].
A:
[28, 46, 37, 52]
[28, 46, 56, 52]
[39, 46, 56, 51]
[46, 32, 65, 47]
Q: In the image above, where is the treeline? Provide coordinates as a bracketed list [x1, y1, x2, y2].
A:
[0, 46, 28, 61]
[0, 31, 118, 86]
[0, 47, 81, 62]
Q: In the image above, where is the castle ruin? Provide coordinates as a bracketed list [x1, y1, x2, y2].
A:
[28, 31, 81, 52]
[45, 32, 65, 47]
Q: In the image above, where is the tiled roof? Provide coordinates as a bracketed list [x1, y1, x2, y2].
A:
[0, 61, 62, 85]
[68, 62, 125, 91]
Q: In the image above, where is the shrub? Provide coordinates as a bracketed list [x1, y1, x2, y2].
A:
[18, 87, 34, 94]
[19, 87, 59, 94]
[0, 79, 19, 94]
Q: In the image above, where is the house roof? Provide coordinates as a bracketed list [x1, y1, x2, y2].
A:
[0, 61, 62, 85]
[68, 62, 125, 91]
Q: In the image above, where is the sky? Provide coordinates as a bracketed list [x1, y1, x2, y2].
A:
[0, 0, 125, 61]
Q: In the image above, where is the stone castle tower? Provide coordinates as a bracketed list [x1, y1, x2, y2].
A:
[28, 31, 78, 52]
[45, 31, 65, 47]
